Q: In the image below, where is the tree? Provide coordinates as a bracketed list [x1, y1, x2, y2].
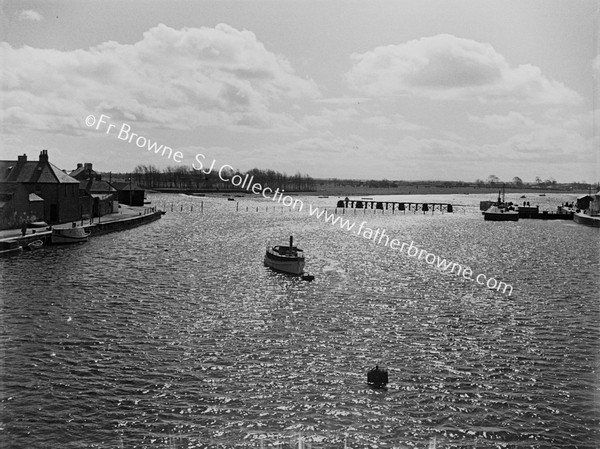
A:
[487, 175, 500, 186]
[512, 176, 523, 186]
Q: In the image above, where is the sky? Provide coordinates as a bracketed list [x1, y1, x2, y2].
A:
[1, 0, 598, 183]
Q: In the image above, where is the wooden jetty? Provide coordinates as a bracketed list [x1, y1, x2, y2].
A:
[336, 198, 453, 213]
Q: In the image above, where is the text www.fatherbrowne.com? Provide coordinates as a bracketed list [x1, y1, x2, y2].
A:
[305, 205, 513, 296]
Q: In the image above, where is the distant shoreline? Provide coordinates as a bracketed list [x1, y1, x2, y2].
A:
[151, 185, 587, 197]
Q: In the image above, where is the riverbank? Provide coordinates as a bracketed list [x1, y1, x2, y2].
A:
[0, 205, 162, 247]
[307, 184, 586, 197]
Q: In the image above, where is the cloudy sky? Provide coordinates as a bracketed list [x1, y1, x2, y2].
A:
[1, 0, 598, 183]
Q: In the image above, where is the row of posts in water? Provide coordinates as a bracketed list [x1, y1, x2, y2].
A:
[153, 201, 454, 214]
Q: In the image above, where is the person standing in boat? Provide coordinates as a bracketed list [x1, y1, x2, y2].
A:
[21, 222, 27, 236]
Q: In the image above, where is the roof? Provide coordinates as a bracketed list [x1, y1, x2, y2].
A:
[577, 194, 594, 200]
[70, 166, 86, 178]
[0, 159, 79, 184]
[79, 179, 116, 193]
[111, 181, 144, 191]
[70, 164, 98, 180]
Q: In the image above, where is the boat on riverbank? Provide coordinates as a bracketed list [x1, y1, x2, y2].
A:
[483, 205, 519, 221]
[264, 236, 305, 275]
[51, 225, 90, 244]
[482, 185, 519, 221]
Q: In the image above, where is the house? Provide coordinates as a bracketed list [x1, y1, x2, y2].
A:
[70, 162, 118, 218]
[110, 181, 145, 206]
[0, 150, 81, 229]
[576, 194, 594, 211]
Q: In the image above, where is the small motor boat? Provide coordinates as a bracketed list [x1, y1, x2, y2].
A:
[264, 236, 305, 275]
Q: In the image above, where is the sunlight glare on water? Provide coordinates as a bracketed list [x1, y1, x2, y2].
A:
[1, 192, 598, 448]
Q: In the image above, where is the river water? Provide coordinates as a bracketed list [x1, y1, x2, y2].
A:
[1, 192, 598, 448]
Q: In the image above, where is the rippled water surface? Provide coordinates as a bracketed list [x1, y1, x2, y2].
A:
[1, 193, 599, 448]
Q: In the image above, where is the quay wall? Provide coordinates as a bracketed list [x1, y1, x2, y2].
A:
[4, 210, 163, 248]
[86, 210, 162, 236]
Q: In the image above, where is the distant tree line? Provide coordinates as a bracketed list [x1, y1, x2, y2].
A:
[243, 168, 315, 191]
[321, 176, 596, 191]
[475, 175, 596, 190]
[106, 166, 596, 193]
[120, 164, 316, 192]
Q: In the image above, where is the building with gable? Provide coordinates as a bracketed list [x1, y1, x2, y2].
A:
[0, 150, 81, 229]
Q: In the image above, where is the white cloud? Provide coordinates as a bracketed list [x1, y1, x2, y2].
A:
[302, 107, 359, 127]
[16, 10, 43, 21]
[1, 23, 319, 134]
[468, 112, 536, 129]
[363, 114, 427, 131]
[346, 34, 581, 104]
[504, 127, 592, 161]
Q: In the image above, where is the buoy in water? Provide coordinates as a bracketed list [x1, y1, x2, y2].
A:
[367, 365, 388, 388]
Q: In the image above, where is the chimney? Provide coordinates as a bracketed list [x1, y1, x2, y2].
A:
[18, 154, 27, 163]
[84, 163, 92, 170]
[39, 149, 49, 162]
[77, 163, 83, 169]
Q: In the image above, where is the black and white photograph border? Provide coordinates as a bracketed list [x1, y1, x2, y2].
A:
[1, 1, 599, 448]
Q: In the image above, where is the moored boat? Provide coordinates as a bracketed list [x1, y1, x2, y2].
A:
[23, 239, 44, 251]
[482, 185, 519, 221]
[483, 204, 519, 221]
[28, 221, 49, 228]
[51, 225, 90, 244]
[264, 236, 305, 275]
